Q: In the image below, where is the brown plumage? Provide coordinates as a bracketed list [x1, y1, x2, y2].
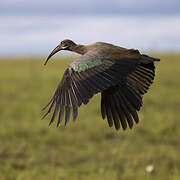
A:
[42, 39, 160, 130]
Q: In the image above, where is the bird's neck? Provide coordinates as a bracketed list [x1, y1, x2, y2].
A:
[72, 45, 87, 55]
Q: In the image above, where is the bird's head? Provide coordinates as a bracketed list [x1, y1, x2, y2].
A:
[44, 39, 77, 65]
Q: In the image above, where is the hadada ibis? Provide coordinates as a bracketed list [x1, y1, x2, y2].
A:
[42, 39, 160, 130]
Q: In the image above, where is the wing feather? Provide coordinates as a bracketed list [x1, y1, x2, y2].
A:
[113, 94, 127, 130]
[116, 92, 134, 128]
[104, 96, 113, 127]
[57, 89, 65, 127]
[109, 97, 120, 130]
[101, 93, 106, 119]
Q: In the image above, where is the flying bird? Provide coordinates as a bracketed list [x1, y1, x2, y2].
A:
[42, 40, 160, 130]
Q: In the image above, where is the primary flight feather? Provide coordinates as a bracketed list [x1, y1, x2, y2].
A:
[42, 39, 160, 130]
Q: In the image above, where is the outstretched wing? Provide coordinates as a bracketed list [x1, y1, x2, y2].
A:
[42, 49, 141, 127]
[101, 55, 159, 130]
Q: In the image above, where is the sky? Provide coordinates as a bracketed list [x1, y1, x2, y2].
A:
[0, 0, 180, 56]
[1, 0, 180, 16]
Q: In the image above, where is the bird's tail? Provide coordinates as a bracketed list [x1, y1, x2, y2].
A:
[140, 54, 160, 64]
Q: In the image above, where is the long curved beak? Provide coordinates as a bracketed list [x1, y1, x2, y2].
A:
[44, 45, 62, 65]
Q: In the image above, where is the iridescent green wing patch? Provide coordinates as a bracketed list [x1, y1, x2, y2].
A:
[71, 57, 114, 72]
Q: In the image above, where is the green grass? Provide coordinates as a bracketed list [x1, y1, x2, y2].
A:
[0, 54, 180, 180]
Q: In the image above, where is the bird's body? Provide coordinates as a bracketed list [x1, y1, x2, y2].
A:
[42, 40, 160, 130]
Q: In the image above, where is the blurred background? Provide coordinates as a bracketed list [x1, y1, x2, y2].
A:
[1, 0, 180, 56]
[0, 0, 180, 180]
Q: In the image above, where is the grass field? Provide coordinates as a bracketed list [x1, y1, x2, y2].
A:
[0, 54, 180, 180]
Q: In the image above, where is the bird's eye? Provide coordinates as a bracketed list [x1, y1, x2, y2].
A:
[61, 42, 66, 47]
